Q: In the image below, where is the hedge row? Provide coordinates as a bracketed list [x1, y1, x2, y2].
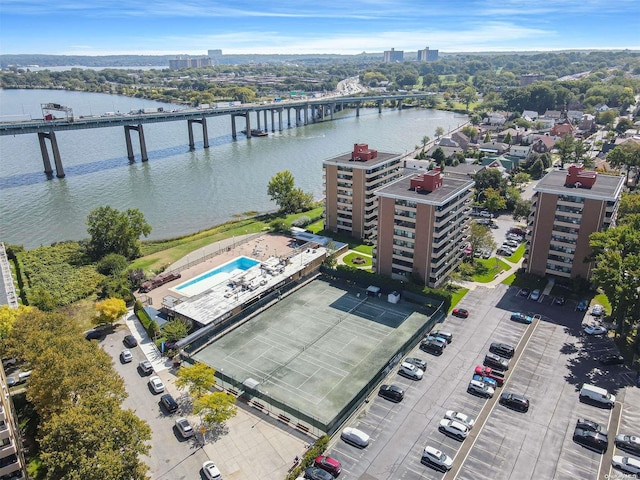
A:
[285, 435, 330, 480]
[133, 300, 160, 338]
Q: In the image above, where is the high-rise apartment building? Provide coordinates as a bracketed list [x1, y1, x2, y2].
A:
[525, 164, 624, 280]
[323, 144, 403, 240]
[168, 57, 212, 70]
[417, 47, 439, 61]
[383, 48, 404, 63]
[375, 168, 474, 287]
[0, 364, 26, 480]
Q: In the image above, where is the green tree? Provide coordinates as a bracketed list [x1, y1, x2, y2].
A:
[503, 131, 513, 145]
[618, 192, 640, 222]
[421, 135, 431, 151]
[512, 198, 532, 222]
[163, 319, 189, 342]
[96, 253, 129, 276]
[431, 147, 446, 164]
[267, 171, 314, 214]
[175, 362, 216, 398]
[473, 168, 504, 192]
[607, 142, 640, 185]
[529, 158, 545, 179]
[193, 391, 237, 426]
[555, 134, 575, 169]
[483, 131, 491, 143]
[459, 86, 478, 111]
[435, 126, 445, 138]
[483, 187, 507, 213]
[86, 206, 151, 260]
[0, 305, 33, 341]
[461, 125, 478, 141]
[94, 297, 127, 326]
[512, 172, 531, 190]
[468, 223, 495, 260]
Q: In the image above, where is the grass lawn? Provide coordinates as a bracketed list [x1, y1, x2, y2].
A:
[472, 258, 511, 283]
[506, 244, 525, 262]
[449, 287, 469, 310]
[351, 244, 373, 256]
[342, 252, 372, 268]
[592, 293, 611, 314]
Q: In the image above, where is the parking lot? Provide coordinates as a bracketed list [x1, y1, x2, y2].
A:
[325, 284, 640, 480]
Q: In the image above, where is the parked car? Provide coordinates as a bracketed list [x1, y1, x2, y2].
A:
[519, 288, 531, 298]
[467, 379, 494, 398]
[313, 455, 342, 477]
[504, 240, 520, 248]
[430, 330, 453, 344]
[472, 373, 498, 389]
[591, 304, 605, 316]
[573, 427, 608, 453]
[611, 456, 640, 475]
[499, 393, 530, 412]
[481, 250, 491, 259]
[120, 349, 133, 363]
[398, 362, 423, 380]
[202, 461, 222, 480]
[484, 353, 509, 371]
[479, 210, 492, 218]
[576, 418, 608, 436]
[489, 342, 515, 358]
[511, 312, 533, 324]
[584, 324, 607, 335]
[404, 357, 427, 371]
[444, 410, 476, 428]
[438, 419, 470, 440]
[138, 360, 154, 375]
[424, 335, 448, 349]
[576, 299, 589, 311]
[598, 354, 625, 366]
[530, 289, 541, 301]
[420, 339, 444, 356]
[615, 434, 640, 455]
[421, 446, 453, 472]
[510, 227, 527, 236]
[304, 466, 334, 480]
[160, 393, 179, 413]
[174, 417, 194, 438]
[452, 308, 469, 318]
[378, 384, 405, 403]
[341, 427, 369, 448]
[497, 247, 515, 256]
[148, 375, 165, 394]
[123, 335, 138, 348]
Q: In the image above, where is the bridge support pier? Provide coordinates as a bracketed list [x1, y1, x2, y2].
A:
[124, 125, 148, 162]
[287, 108, 291, 127]
[377, 100, 383, 114]
[303, 105, 309, 125]
[278, 109, 283, 131]
[331, 103, 335, 120]
[270, 109, 276, 132]
[356, 104, 360, 117]
[187, 118, 209, 150]
[38, 131, 65, 178]
[263, 110, 268, 132]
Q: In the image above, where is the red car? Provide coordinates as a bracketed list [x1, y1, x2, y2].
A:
[452, 308, 469, 318]
[314, 455, 342, 476]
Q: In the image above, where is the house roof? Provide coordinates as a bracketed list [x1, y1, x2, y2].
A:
[533, 136, 556, 149]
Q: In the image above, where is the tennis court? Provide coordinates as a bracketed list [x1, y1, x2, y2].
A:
[192, 277, 432, 431]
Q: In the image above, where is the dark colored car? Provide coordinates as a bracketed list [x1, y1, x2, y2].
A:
[499, 393, 529, 412]
[576, 418, 608, 436]
[420, 339, 444, 356]
[452, 308, 469, 318]
[405, 357, 427, 371]
[85, 329, 104, 341]
[313, 455, 342, 477]
[123, 335, 138, 348]
[598, 354, 625, 366]
[519, 288, 531, 298]
[483, 353, 509, 371]
[160, 393, 179, 413]
[573, 427, 608, 453]
[304, 466, 334, 480]
[489, 342, 515, 359]
[615, 434, 640, 455]
[378, 384, 405, 403]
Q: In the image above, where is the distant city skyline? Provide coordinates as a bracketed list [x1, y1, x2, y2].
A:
[1, 0, 639, 56]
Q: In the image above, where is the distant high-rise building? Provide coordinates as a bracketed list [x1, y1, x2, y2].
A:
[383, 48, 404, 63]
[168, 57, 212, 70]
[417, 47, 439, 61]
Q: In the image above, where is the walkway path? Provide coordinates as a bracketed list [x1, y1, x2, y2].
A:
[454, 256, 524, 291]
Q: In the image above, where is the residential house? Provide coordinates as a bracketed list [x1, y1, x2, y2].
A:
[550, 123, 575, 137]
[510, 144, 532, 158]
[478, 141, 509, 155]
[522, 110, 539, 121]
[497, 127, 521, 145]
[531, 136, 556, 154]
[579, 114, 596, 133]
[535, 117, 556, 129]
[482, 154, 522, 173]
[544, 110, 563, 120]
[567, 110, 584, 123]
[451, 131, 471, 150]
[484, 113, 507, 127]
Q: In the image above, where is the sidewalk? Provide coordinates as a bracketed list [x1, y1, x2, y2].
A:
[455, 256, 523, 291]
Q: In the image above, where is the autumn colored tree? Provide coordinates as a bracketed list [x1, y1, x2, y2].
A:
[175, 362, 216, 398]
[193, 391, 238, 426]
[94, 297, 127, 326]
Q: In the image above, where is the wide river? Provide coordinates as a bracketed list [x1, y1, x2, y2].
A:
[0, 89, 464, 248]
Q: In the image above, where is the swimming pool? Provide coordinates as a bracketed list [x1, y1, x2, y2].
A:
[173, 256, 260, 297]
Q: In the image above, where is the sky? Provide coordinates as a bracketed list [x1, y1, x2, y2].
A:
[0, 0, 639, 56]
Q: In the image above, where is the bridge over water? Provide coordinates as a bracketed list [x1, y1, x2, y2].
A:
[0, 93, 435, 178]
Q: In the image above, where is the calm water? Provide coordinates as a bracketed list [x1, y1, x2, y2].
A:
[0, 89, 463, 248]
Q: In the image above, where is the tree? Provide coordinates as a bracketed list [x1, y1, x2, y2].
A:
[0, 305, 32, 341]
[483, 187, 506, 213]
[503, 131, 513, 145]
[96, 253, 128, 276]
[431, 147, 446, 164]
[461, 125, 478, 141]
[421, 135, 430, 151]
[555, 134, 575, 169]
[193, 391, 237, 426]
[618, 192, 640, 222]
[267, 171, 314, 214]
[529, 158, 545, 179]
[163, 319, 189, 342]
[86, 206, 151, 260]
[607, 142, 640, 185]
[473, 168, 504, 192]
[483, 131, 491, 143]
[94, 297, 127, 326]
[512, 172, 531, 190]
[175, 362, 216, 398]
[512, 198, 532, 222]
[459, 86, 478, 111]
[468, 223, 495, 259]
[435, 126, 445, 138]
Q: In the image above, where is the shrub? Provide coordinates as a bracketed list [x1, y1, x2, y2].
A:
[285, 435, 330, 480]
[291, 216, 312, 227]
[96, 253, 129, 276]
[133, 301, 160, 338]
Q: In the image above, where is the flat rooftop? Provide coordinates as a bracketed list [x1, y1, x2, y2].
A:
[192, 278, 433, 433]
[375, 172, 474, 206]
[535, 169, 625, 201]
[323, 150, 401, 168]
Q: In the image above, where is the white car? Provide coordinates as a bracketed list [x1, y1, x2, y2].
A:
[148, 375, 165, 394]
[202, 461, 222, 479]
[444, 410, 476, 428]
[438, 419, 470, 440]
[421, 446, 453, 472]
[174, 417, 194, 438]
[467, 379, 495, 398]
[584, 324, 607, 335]
[591, 304, 605, 316]
[341, 427, 369, 448]
[611, 455, 640, 475]
[398, 362, 424, 380]
[504, 240, 520, 248]
[120, 349, 133, 363]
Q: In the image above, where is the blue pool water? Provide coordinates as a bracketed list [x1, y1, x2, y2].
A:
[175, 256, 259, 290]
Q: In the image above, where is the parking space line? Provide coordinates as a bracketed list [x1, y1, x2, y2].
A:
[598, 401, 622, 480]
